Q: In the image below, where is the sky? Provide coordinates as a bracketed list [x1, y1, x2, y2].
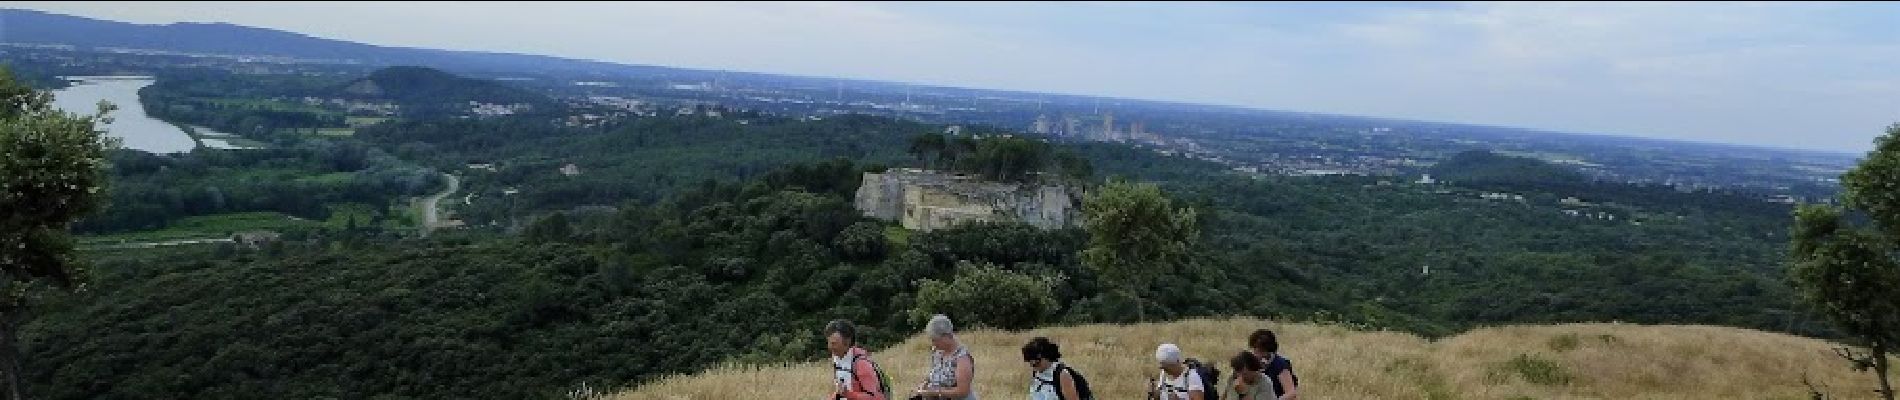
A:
[9, 1, 1899, 153]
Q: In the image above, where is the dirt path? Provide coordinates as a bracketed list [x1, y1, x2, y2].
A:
[418, 173, 460, 237]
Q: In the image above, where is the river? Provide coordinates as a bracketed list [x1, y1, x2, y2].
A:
[49, 76, 231, 153]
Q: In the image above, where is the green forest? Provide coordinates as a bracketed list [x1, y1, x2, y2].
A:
[11, 68, 1831, 399]
[77, 144, 441, 236]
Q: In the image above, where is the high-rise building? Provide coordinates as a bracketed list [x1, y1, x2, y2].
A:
[1032, 114, 1052, 135]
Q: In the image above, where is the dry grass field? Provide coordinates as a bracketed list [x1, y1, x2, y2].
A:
[609, 318, 1898, 400]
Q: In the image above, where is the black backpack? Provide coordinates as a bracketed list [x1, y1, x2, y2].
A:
[1033, 364, 1095, 400]
[1184, 358, 1222, 400]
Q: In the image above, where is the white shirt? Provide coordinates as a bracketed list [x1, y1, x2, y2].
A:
[833, 355, 856, 392]
[1028, 362, 1064, 400]
[1154, 369, 1204, 400]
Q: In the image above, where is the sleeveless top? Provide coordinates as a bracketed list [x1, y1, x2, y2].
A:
[1263, 352, 1296, 396]
[1027, 361, 1064, 400]
[927, 345, 979, 400]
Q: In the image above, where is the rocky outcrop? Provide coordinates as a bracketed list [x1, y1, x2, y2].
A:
[854, 168, 1078, 231]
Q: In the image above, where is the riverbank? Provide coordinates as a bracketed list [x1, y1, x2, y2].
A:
[176, 123, 269, 149]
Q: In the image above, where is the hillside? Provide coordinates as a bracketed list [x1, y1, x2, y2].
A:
[337, 66, 546, 104]
[612, 318, 1897, 400]
[0, 8, 666, 76]
[325, 66, 553, 117]
[1430, 150, 1588, 185]
[31, 103, 1827, 399]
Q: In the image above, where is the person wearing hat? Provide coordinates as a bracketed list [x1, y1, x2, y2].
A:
[1148, 344, 1204, 400]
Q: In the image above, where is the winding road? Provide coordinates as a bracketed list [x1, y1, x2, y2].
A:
[418, 173, 460, 237]
[87, 237, 235, 250]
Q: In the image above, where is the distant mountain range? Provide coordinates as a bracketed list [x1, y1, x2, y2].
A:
[0, 8, 690, 79]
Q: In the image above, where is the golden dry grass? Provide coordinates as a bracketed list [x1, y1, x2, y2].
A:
[609, 318, 1899, 400]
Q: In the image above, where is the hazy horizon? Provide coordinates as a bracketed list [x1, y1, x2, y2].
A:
[7, 1, 1897, 153]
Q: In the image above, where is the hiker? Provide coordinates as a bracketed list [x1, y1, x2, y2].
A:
[1247, 329, 1299, 400]
[1022, 337, 1088, 400]
[827, 319, 888, 400]
[1148, 344, 1206, 400]
[1225, 351, 1276, 400]
[913, 314, 978, 400]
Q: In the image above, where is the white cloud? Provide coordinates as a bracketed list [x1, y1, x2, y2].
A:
[1246, 2, 1900, 151]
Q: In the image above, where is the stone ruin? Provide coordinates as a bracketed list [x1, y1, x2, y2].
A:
[853, 168, 1078, 231]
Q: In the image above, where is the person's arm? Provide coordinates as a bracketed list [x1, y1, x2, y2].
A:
[841, 357, 884, 400]
[1058, 369, 1081, 400]
[1275, 370, 1298, 400]
[1188, 389, 1206, 400]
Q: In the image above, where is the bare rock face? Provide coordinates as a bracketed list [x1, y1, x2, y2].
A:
[854, 168, 1078, 231]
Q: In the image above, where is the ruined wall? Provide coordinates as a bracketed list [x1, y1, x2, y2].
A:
[855, 170, 907, 221]
[854, 168, 1078, 231]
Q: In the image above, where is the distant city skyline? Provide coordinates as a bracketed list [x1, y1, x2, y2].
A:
[7, 1, 1898, 153]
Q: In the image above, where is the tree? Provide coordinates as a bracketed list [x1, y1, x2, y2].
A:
[523, 211, 574, 243]
[1054, 151, 1093, 182]
[910, 261, 1058, 330]
[833, 221, 888, 262]
[971, 137, 1047, 182]
[945, 135, 978, 169]
[907, 133, 945, 169]
[1079, 179, 1197, 321]
[1790, 123, 1900, 400]
[0, 67, 115, 400]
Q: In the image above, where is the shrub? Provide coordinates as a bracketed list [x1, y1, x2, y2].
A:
[1497, 353, 1572, 386]
[1548, 333, 1581, 352]
[910, 261, 1058, 330]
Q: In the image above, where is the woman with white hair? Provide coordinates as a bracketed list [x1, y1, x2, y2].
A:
[913, 314, 978, 400]
[1148, 344, 1205, 400]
